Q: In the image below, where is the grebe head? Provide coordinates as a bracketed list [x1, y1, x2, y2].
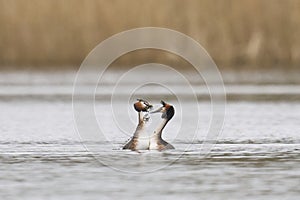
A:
[134, 99, 153, 112]
[151, 100, 175, 121]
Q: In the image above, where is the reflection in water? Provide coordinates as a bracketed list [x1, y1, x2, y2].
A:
[1, 142, 299, 199]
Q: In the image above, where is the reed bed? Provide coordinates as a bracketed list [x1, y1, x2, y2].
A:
[0, 0, 299, 69]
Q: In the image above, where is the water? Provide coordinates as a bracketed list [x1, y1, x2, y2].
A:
[0, 70, 299, 200]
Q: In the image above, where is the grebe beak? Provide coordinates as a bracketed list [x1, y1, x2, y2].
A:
[145, 101, 153, 112]
[150, 106, 164, 114]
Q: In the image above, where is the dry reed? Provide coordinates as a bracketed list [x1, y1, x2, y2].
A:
[0, 0, 300, 69]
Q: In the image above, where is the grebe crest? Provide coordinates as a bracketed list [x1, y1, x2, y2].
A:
[159, 100, 175, 121]
[134, 99, 153, 112]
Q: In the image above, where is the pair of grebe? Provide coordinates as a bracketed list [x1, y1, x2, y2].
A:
[123, 99, 175, 151]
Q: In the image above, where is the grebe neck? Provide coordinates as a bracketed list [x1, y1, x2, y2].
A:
[152, 118, 168, 139]
[138, 112, 143, 124]
[133, 112, 147, 137]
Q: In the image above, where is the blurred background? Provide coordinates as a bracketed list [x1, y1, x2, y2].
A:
[1, 0, 300, 70]
[1, 1, 300, 200]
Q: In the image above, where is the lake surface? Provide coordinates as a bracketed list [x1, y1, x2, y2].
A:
[0, 70, 299, 200]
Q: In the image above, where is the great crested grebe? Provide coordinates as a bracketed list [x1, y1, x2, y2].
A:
[123, 99, 152, 150]
[149, 100, 175, 150]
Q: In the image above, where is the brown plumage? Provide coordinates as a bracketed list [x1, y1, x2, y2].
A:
[123, 99, 152, 150]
